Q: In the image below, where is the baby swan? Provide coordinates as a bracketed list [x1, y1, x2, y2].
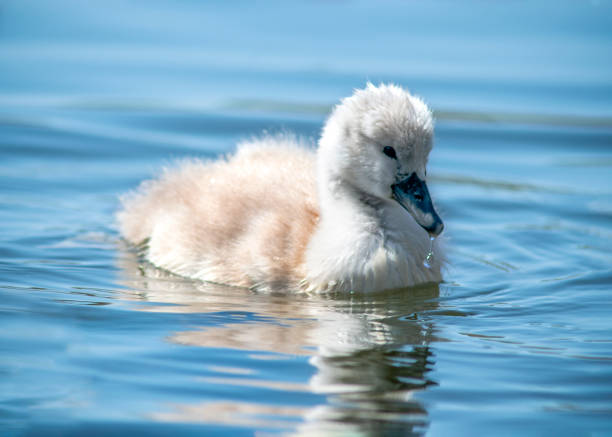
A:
[118, 83, 444, 293]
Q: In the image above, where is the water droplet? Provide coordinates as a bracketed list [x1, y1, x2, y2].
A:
[423, 236, 435, 269]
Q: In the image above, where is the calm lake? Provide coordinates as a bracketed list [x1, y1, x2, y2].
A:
[1, 1, 611, 436]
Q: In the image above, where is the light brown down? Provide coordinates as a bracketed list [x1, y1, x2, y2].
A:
[118, 137, 319, 290]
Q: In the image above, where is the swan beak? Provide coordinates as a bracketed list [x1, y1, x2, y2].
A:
[391, 173, 444, 236]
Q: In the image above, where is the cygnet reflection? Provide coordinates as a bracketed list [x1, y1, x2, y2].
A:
[117, 249, 441, 435]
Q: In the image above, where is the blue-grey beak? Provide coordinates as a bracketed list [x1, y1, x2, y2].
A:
[391, 173, 444, 236]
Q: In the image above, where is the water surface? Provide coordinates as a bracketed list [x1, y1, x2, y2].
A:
[1, 1, 612, 436]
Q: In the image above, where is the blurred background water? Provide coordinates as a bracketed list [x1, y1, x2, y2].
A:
[1, 1, 612, 436]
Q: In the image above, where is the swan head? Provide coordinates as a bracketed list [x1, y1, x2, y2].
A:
[318, 83, 444, 236]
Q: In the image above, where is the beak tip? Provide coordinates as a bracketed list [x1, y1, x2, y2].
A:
[427, 221, 444, 237]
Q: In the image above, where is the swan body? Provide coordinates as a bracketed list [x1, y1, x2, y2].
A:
[118, 83, 444, 293]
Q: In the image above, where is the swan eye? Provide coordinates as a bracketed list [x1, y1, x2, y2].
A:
[383, 146, 397, 159]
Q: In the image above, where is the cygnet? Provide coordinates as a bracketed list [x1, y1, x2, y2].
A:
[118, 83, 444, 293]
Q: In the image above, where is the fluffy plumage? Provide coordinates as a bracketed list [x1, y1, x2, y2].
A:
[118, 83, 444, 293]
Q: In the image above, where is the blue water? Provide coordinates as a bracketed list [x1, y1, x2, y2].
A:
[1, 1, 612, 436]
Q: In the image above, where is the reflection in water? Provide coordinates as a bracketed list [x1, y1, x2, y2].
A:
[117, 249, 441, 435]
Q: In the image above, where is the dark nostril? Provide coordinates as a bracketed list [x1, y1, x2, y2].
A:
[414, 194, 423, 201]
